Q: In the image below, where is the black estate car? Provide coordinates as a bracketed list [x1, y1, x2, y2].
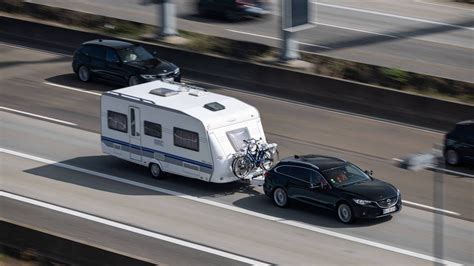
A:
[444, 120, 474, 166]
[72, 40, 180, 86]
[263, 155, 401, 224]
[198, 0, 270, 21]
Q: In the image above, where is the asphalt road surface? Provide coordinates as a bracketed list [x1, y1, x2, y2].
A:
[27, 0, 474, 82]
[1, 41, 474, 265]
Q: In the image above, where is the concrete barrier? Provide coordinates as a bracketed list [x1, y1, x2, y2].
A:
[1, 16, 472, 131]
[0, 221, 153, 266]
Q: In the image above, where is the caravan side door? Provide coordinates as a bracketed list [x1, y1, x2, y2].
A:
[129, 106, 142, 161]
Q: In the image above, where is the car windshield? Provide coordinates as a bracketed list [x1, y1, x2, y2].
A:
[321, 163, 370, 187]
[117, 45, 154, 63]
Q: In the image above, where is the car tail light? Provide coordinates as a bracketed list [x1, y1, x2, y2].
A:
[264, 171, 270, 178]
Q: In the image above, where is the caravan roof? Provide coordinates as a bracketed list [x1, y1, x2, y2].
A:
[107, 80, 260, 129]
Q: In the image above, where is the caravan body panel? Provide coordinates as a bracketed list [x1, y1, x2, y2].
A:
[100, 80, 267, 183]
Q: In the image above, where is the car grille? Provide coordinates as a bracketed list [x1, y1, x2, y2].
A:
[376, 195, 398, 208]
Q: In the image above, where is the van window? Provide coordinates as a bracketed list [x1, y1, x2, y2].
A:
[144, 121, 162, 138]
[174, 128, 199, 151]
[108, 111, 127, 133]
[226, 127, 250, 151]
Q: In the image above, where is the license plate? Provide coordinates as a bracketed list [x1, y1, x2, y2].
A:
[164, 77, 174, 82]
[383, 206, 397, 214]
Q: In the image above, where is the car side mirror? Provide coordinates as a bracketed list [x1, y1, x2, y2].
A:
[364, 170, 373, 176]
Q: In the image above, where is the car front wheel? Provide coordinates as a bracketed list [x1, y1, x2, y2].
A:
[273, 187, 288, 207]
[337, 202, 354, 224]
[445, 149, 459, 165]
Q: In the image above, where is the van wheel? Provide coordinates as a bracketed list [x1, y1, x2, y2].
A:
[337, 202, 355, 224]
[149, 163, 164, 179]
[78, 66, 91, 82]
[273, 187, 288, 207]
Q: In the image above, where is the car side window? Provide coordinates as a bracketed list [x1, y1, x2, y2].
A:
[89, 46, 106, 60]
[80, 45, 92, 56]
[289, 167, 311, 183]
[275, 165, 291, 175]
[106, 48, 120, 63]
[309, 170, 324, 184]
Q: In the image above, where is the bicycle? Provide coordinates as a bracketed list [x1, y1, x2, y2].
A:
[232, 138, 278, 179]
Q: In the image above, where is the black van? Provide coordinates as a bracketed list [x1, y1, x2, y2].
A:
[444, 120, 474, 166]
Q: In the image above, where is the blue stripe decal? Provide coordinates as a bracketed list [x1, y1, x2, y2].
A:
[101, 136, 213, 169]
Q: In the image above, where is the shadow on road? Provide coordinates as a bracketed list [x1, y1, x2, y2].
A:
[24, 154, 394, 228]
[45, 73, 121, 93]
[0, 56, 70, 70]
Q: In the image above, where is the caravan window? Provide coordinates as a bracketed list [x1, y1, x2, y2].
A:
[174, 128, 199, 151]
[108, 111, 127, 133]
[226, 127, 250, 151]
[144, 121, 162, 138]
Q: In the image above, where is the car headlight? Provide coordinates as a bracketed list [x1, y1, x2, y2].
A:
[174, 68, 180, 74]
[140, 74, 156, 79]
[353, 199, 372, 205]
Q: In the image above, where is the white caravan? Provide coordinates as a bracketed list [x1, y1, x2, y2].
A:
[101, 80, 268, 183]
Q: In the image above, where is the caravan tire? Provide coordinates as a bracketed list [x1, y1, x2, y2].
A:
[149, 163, 164, 179]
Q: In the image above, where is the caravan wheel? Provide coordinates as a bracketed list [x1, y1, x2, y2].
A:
[149, 163, 164, 179]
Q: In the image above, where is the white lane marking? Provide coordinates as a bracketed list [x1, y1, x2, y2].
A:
[415, 0, 474, 11]
[403, 200, 461, 216]
[392, 157, 474, 178]
[0, 191, 269, 266]
[0, 148, 281, 222]
[226, 29, 331, 49]
[184, 78, 445, 136]
[316, 22, 398, 38]
[314, 2, 473, 31]
[0, 107, 77, 126]
[43, 81, 102, 96]
[281, 220, 461, 266]
[0, 148, 463, 266]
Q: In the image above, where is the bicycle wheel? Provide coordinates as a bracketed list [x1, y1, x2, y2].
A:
[232, 156, 251, 178]
[260, 150, 275, 171]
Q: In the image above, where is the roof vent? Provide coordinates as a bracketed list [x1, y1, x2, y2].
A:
[204, 102, 225, 112]
[189, 89, 207, 97]
[150, 88, 179, 97]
